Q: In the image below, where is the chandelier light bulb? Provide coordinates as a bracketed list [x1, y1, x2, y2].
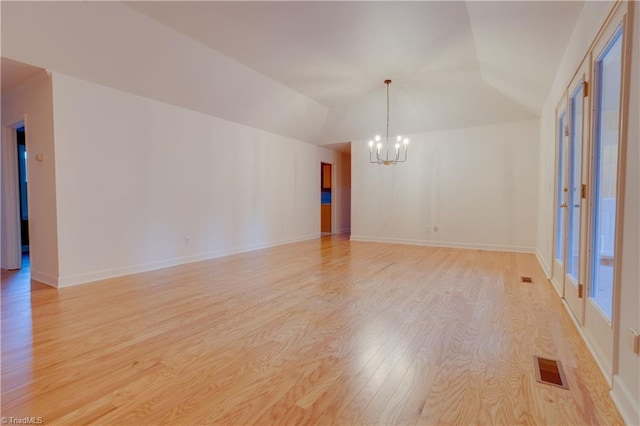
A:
[368, 79, 408, 165]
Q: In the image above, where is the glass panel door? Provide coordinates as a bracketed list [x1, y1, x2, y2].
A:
[563, 58, 590, 324]
[590, 27, 623, 320]
[555, 111, 567, 264]
[567, 87, 583, 281]
[552, 102, 568, 294]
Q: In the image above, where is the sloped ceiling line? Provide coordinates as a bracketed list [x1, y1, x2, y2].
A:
[2, 1, 584, 145]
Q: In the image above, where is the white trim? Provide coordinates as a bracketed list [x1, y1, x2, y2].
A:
[55, 233, 321, 288]
[30, 270, 58, 288]
[550, 277, 564, 298]
[610, 375, 640, 426]
[560, 298, 613, 386]
[535, 249, 551, 278]
[337, 227, 351, 235]
[349, 235, 534, 253]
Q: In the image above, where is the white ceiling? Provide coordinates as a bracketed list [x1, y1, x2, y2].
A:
[1, 58, 45, 94]
[467, 1, 583, 115]
[2, 1, 585, 144]
[128, 1, 583, 115]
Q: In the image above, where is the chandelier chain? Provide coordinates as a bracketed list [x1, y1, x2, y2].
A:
[386, 80, 390, 146]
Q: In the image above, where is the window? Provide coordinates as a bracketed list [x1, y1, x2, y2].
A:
[589, 27, 623, 319]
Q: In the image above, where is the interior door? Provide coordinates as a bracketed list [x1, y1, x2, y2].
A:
[563, 59, 590, 323]
[552, 99, 568, 294]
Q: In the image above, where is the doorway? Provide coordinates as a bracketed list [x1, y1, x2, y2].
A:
[16, 126, 29, 255]
[321, 162, 332, 234]
[1, 120, 29, 271]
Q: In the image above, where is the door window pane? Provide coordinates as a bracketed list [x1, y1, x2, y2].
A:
[555, 111, 566, 263]
[590, 27, 623, 319]
[567, 85, 583, 280]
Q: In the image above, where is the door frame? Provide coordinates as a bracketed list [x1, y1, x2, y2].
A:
[582, 2, 632, 381]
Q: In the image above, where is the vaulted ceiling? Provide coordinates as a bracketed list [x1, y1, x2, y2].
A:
[128, 1, 581, 113]
[0, 58, 46, 93]
[2, 1, 585, 144]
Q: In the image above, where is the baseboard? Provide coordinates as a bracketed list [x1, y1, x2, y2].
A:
[549, 276, 563, 297]
[535, 249, 551, 279]
[30, 270, 58, 288]
[559, 298, 613, 387]
[542, 258, 629, 422]
[56, 233, 321, 288]
[349, 235, 534, 253]
[337, 227, 351, 235]
[611, 375, 640, 426]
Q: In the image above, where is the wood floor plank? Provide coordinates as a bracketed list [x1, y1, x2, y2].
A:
[1, 236, 624, 425]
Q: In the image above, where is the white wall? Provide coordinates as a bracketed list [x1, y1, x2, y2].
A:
[536, 2, 639, 423]
[51, 73, 338, 287]
[351, 119, 539, 252]
[613, 2, 639, 423]
[1, 1, 328, 144]
[321, 78, 536, 144]
[1, 72, 59, 284]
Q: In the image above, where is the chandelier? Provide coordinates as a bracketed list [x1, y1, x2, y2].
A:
[368, 79, 409, 165]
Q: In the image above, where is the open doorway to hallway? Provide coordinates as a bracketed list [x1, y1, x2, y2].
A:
[1, 121, 30, 280]
[16, 126, 29, 256]
[321, 162, 332, 234]
[1, 121, 34, 294]
[321, 142, 351, 237]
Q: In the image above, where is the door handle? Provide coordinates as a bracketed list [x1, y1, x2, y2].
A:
[560, 203, 568, 208]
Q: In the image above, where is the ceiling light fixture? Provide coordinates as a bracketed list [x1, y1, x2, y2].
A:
[368, 79, 409, 165]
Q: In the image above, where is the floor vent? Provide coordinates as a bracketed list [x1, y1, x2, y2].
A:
[533, 356, 569, 389]
[521, 276, 533, 283]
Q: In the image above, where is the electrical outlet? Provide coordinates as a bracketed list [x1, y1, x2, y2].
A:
[630, 329, 640, 354]
[433, 226, 438, 232]
[184, 236, 190, 246]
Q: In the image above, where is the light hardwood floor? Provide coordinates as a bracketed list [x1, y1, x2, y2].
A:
[1, 236, 623, 425]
